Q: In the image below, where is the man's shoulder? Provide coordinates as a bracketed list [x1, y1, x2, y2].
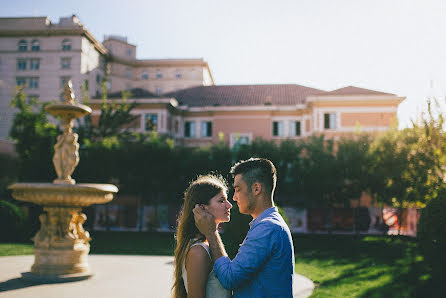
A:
[253, 212, 288, 232]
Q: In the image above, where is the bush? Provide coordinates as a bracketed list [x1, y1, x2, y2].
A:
[0, 200, 27, 242]
[417, 192, 446, 285]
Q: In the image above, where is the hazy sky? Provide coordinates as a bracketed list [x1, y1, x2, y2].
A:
[3, 0, 446, 127]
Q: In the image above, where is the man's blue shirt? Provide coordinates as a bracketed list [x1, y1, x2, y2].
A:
[214, 207, 295, 298]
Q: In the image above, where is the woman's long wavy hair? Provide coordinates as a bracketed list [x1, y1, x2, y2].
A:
[172, 174, 228, 298]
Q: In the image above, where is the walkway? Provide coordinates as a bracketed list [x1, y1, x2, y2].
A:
[0, 255, 314, 297]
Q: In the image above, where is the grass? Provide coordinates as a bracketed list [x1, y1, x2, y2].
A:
[0, 233, 439, 297]
[0, 243, 33, 256]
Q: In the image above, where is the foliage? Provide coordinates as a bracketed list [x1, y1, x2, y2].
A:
[417, 188, 446, 285]
[368, 100, 446, 209]
[75, 87, 138, 144]
[0, 200, 27, 241]
[9, 87, 58, 182]
[0, 153, 19, 200]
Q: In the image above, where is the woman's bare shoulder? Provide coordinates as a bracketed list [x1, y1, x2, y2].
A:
[187, 244, 210, 262]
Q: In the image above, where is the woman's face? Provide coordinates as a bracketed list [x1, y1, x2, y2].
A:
[204, 190, 232, 224]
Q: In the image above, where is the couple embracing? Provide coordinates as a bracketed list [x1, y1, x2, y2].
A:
[172, 158, 295, 298]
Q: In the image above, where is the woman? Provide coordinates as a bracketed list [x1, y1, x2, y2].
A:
[173, 175, 232, 298]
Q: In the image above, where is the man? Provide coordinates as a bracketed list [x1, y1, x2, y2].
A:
[193, 158, 295, 297]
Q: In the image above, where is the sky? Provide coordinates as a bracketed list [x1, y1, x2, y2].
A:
[2, 0, 446, 127]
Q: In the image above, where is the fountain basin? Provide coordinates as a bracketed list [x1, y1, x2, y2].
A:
[9, 183, 118, 207]
[45, 103, 91, 118]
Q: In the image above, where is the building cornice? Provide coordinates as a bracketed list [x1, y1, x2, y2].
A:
[0, 28, 108, 55]
[88, 98, 179, 107]
[307, 95, 406, 102]
[178, 104, 307, 112]
[109, 56, 210, 68]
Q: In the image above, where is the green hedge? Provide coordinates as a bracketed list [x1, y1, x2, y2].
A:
[417, 191, 446, 284]
[0, 200, 27, 242]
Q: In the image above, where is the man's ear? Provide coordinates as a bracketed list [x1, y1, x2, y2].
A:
[251, 182, 262, 195]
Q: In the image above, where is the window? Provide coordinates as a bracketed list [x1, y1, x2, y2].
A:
[16, 77, 26, 86]
[174, 120, 179, 133]
[324, 113, 337, 129]
[62, 39, 71, 51]
[230, 133, 252, 148]
[289, 121, 301, 137]
[126, 48, 132, 57]
[184, 121, 196, 138]
[155, 87, 163, 95]
[18, 40, 27, 51]
[156, 71, 163, 79]
[176, 72, 182, 79]
[201, 121, 212, 137]
[17, 59, 27, 70]
[126, 68, 131, 79]
[96, 74, 101, 83]
[145, 114, 158, 132]
[61, 57, 71, 69]
[60, 76, 71, 88]
[31, 40, 40, 51]
[30, 59, 40, 70]
[272, 121, 284, 137]
[28, 77, 39, 89]
[141, 71, 148, 80]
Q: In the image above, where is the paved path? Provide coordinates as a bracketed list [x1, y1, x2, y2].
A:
[0, 255, 314, 298]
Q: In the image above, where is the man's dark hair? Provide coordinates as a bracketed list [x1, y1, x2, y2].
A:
[230, 158, 277, 195]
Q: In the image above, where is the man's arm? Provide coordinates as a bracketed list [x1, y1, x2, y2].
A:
[213, 222, 277, 289]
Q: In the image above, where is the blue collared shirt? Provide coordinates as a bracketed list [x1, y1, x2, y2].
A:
[214, 207, 295, 298]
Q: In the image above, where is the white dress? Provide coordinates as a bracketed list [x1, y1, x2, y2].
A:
[182, 241, 231, 298]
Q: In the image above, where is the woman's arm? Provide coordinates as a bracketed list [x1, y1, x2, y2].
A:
[186, 245, 212, 298]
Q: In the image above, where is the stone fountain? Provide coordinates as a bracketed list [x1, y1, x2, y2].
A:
[9, 81, 118, 282]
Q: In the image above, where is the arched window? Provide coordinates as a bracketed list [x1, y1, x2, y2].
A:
[31, 40, 40, 51]
[141, 71, 148, 80]
[62, 39, 71, 51]
[18, 40, 27, 51]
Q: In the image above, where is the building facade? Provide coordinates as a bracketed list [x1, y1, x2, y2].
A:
[89, 85, 404, 147]
[0, 15, 213, 140]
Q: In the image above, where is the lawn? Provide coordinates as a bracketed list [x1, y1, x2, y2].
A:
[0, 233, 436, 297]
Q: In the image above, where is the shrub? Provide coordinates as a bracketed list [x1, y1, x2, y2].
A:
[0, 200, 27, 242]
[417, 192, 446, 284]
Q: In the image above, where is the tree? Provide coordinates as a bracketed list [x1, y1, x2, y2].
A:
[75, 81, 138, 144]
[368, 99, 446, 234]
[9, 87, 58, 182]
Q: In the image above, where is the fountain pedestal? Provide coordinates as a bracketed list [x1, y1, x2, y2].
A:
[9, 81, 118, 282]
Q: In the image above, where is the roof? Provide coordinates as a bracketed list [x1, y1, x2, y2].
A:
[164, 84, 326, 107]
[324, 86, 395, 96]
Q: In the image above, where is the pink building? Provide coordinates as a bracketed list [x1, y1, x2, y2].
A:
[89, 84, 404, 147]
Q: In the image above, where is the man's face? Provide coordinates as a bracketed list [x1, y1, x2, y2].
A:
[232, 174, 256, 215]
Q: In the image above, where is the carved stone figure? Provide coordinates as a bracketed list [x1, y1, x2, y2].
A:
[33, 213, 50, 249]
[73, 213, 91, 243]
[53, 133, 79, 184]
